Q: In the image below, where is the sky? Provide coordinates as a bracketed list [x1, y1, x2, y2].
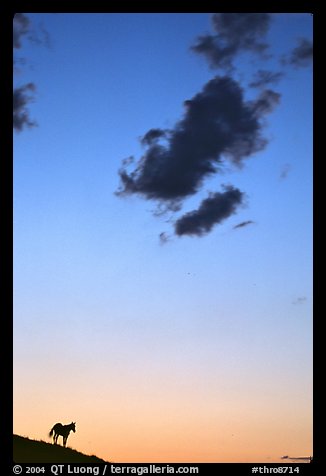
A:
[13, 13, 313, 463]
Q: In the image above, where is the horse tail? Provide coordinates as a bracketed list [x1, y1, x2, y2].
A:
[49, 426, 55, 437]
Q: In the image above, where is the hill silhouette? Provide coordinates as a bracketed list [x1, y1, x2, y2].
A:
[13, 435, 109, 463]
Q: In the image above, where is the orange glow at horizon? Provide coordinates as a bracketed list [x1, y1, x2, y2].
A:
[13, 362, 312, 463]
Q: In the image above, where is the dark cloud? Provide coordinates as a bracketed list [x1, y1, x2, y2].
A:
[141, 128, 168, 146]
[249, 69, 284, 89]
[159, 232, 171, 245]
[13, 13, 50, 132]
[116, 14, 286, 240]
[13, 13, 30, 49]
[251, 89, 281, 116]
[13, 83, 37, 132]
[233, 220, 255, 229]
[13, 15, 36, 133]
[14, 12, 51, 50]
[280, 163, 291, 180]
[117, 76, 278, 210]
[191, 13, 271, 71]
[174, 186, 244, 237]
[282, 38, 313, 68]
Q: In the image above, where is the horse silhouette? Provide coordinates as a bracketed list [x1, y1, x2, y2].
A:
[49, 422, 76, 447]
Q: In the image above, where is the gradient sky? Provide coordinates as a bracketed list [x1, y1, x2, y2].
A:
[13, 13, 313, 463]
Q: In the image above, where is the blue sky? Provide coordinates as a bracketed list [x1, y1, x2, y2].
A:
[13, 13, 313, 462]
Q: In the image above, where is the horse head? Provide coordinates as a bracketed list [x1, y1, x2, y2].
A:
[71, 422, 76, 433]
